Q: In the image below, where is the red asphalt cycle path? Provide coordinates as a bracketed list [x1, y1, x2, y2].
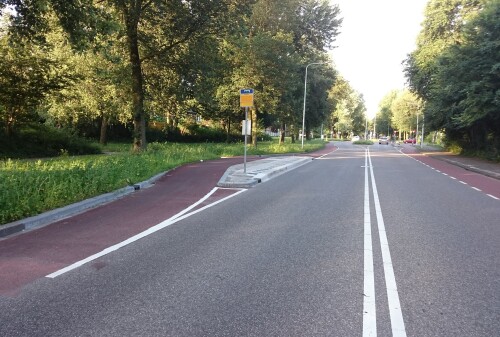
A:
[0, 143, 337, 297]
[400, 146, 500, 199]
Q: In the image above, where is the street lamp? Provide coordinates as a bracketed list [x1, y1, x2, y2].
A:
[302, 62, 326, 149]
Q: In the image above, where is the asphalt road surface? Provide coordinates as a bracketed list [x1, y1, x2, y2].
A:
[1, 142, 499, 336]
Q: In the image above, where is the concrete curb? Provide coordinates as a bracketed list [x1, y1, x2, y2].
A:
[254, 157, 312, 182]
[0, 171, 168, 238]
[217, 157, 312, 189]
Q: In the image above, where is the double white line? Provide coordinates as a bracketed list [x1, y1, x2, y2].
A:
[363, 148, 407, 337]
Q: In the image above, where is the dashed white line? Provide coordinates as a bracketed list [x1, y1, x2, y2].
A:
[398, 149, 497, 202]
[317, 146, 340, 159]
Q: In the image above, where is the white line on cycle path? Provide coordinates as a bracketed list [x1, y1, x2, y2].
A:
[46, 187, 246, 278]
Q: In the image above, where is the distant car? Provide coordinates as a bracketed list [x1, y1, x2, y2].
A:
[351, 135, 360, 142]
[378, 136, 389, 145]
[404, 138, 416, 144]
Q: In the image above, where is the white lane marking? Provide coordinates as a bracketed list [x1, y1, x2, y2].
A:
[317, 146, 340, 159]
[363, 149, 377, 337]
[397, 149, 496, 201]
[368, 149, 408, 337]
[46, 188, 246, 278]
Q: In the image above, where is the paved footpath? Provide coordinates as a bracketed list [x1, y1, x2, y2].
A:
[0, 143, 337, 296]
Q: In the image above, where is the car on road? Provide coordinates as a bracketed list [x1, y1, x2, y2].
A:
[378, 136, 389, 145]
[404, 138, 416, 144]
[351, 135, 360, 142]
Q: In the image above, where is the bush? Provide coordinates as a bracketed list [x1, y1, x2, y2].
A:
[147, 124, 244, 143]
[353, 140, 374, 145]
[0, 124, 102, 159]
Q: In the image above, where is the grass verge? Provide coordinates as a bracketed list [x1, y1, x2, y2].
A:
[353, 140, 374, 145]
[1, 140, 325, 225]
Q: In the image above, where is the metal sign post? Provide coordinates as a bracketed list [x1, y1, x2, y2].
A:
[244, 107, 248, 173]
[240, 89, 254, 174]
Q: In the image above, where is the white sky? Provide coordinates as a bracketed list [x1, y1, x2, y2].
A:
[329, 0, 428, 118]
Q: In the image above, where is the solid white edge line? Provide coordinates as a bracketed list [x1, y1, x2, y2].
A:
[168, 187, 220, 221]
[363, 148, 377, 337]
[46, 188, 247, 278]
[368, 148, 408, 337]
[317, 146, 339, 159]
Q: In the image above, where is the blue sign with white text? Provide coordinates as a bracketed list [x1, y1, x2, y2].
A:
[240, 89, 254, 94]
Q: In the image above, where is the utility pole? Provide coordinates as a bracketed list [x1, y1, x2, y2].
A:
[302, 62, 326, 149]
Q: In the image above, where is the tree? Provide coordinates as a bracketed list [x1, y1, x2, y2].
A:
[390, 90, 423, 139]
[3, 0, 244, 150]
[215, 0, 341, 144]
[38, 14, 130, 144]
[404, 0, 485, 101]
[376, 90, 399, 137]
[0, 36, 75, 136]
[328, 76, 365, 138]
[404, 0, 499, 154]
[429, 0, 500, 152]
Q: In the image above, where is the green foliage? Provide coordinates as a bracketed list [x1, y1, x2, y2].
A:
[0, 36, 76, 135]
[429, 1, 500, 154]
[404, 0, 499, 155]
[353, 140, 374, 145]
[390, 90, 423, 134]
[329, 76, 366, 138]
[0, 124, 101, 159]
[1, 0, 343, 153]
[376, 90, 399, 136]
[147, 124, 243, 143]
[0, 139, 325, 224]
[404, 0, 484, 101]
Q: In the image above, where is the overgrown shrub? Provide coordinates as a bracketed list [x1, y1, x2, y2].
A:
[147, 124, 243, 143]
[0, 124, 101, 159]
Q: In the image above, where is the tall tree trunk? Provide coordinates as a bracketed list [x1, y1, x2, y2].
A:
[279, 122, 286, 144]
[226, 117, 231, 143]
[5, 113, 13, 137]
[123, 3, 147, 151]
[251, 108, 257, 147]
[99, 115, 108, 145]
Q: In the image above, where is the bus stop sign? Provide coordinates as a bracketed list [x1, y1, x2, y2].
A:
[240, 89, 254, 108]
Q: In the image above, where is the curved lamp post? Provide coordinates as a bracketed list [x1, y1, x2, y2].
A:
[302, 62, 326, 149]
